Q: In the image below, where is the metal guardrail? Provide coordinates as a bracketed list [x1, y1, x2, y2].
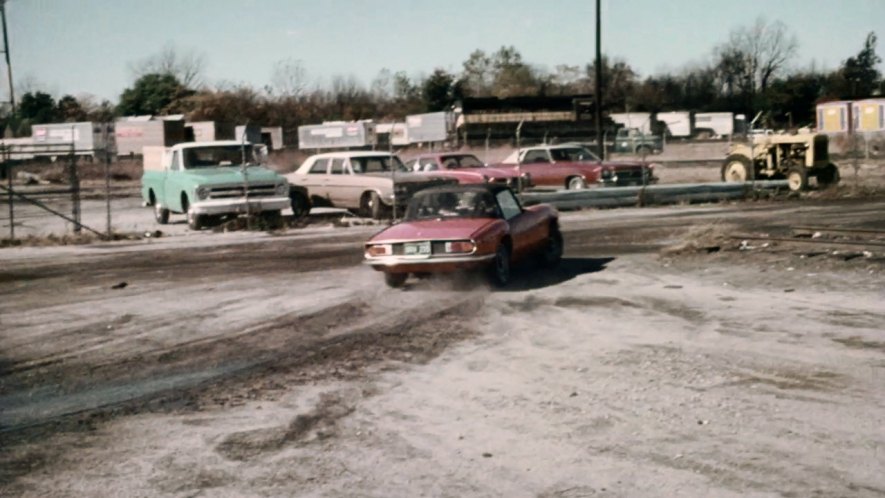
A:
[518, 181, 790, 209]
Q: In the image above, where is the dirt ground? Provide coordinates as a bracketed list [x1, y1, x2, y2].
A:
[1, 182, 884, 497]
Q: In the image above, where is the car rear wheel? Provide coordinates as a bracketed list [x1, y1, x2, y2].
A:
[540, 225, 563, 268]
[566, 176, 587, 190]
[487, 243, 512, 287]
[384, 272, 407, 288]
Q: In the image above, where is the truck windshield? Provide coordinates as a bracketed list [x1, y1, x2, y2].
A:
[351, 156, 408, 174]
[551, 147, 600, 162]
[182, 145, 255, 168]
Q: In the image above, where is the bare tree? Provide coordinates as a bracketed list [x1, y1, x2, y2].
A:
[714, 17, 798, 95]
[130, 44, 207, 89]
[269, 57, 308, 99]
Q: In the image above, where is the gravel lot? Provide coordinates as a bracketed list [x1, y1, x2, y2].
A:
[1, 177, 884, 497]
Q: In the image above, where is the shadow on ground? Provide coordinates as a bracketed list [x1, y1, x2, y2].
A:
[503, 256, 615, 291]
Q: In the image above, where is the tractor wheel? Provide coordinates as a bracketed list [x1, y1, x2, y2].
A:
[721, 155, 755, 182]
[816, 163, 841, 188]
[787, 166, 809, 192]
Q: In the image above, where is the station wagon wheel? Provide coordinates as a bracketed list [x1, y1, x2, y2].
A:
[566, 176, 587, 190]
[487, 243, 512, 287]
[721, 155, 754, 182]
[787, 166, 809, 192]
[153, 202, 170, 224]
[360, 191, 384, 220]
[384, 272, 407, 288]
[540, 225, 563, 268]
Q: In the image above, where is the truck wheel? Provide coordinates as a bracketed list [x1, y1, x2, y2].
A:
[360, 191, 384, 219]
[153, 202, 170, 224]
[787, 166, 809, 192]
[384, 272, 408, 288]
[187, 207, 204, 230]
[636, 145, 652, 156]
[566, 176, 587, 190]
[816, 163, 841, 188]
[487, 243, 512, 287]
[721, 155, 755, 182]
[289, 191, 311, 220]
[260, 210, 283, 229]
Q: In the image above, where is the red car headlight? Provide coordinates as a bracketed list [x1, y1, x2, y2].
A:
[444, 240, 475, 254]
[366, 244, 392, 257]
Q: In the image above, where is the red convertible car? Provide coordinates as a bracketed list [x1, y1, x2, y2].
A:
[404, 153, 531, 190]
[364, 184, 562, 288]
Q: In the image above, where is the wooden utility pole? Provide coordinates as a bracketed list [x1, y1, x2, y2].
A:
[594, 0, 603, 158]
[0, 0, 14, 114]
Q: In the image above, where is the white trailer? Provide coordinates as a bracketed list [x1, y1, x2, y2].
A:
[694, 112, 736, 137]
[656, 112, 692, 138]
[610, 113, 653, 134]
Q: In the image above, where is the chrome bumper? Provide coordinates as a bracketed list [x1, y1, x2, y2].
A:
[190, 196, 290, 215]
[364, 253, 496, 267]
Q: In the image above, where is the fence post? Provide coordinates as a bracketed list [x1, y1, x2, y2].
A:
[68, 149, 81, 233]
[5, 148, 12, 241]
[104, 145, 112, 238]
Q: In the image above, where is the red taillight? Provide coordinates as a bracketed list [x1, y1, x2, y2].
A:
[444, 240, 475, 254]
[366, 244, 392, 257]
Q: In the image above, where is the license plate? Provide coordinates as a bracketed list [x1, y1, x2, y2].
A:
[404, 241, 431, 256]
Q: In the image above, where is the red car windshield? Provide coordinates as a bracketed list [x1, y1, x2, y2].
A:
[550, 147, 599, 162]
[440, 155, 484, 169]
[405, 190, 500, 220]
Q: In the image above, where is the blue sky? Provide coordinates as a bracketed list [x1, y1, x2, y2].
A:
[5, 0, 884, 103]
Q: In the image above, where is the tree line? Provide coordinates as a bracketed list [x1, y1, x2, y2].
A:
[3, 18, 882, 139]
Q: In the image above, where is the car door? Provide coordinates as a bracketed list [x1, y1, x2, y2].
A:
[326, 157, 353, 206]
[163, 150, 181, 211]
[496, 189, 539, 260]
[300, 157, 331, 201]
[515, 149, 560, 187]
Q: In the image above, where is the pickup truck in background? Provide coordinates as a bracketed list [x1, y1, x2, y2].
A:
[611, 128, 663, 155]
[141, 141, 291, 230]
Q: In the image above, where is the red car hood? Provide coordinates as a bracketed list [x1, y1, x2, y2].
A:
[369, 218, 497, 242]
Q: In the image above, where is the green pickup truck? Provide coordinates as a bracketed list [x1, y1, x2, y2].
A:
[611, 128, 663, 155]
[141, 141, 291, 230]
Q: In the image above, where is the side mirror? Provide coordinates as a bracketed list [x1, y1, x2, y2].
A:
[253, 145, 269, 164]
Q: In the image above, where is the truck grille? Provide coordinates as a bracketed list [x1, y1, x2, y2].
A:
[208, 183, 279, 199]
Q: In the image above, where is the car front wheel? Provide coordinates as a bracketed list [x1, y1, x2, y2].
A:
[487, 243, 512, 287]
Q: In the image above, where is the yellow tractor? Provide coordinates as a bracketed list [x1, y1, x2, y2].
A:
[721, 133, 840, 191]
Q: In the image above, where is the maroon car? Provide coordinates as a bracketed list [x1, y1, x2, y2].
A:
[404, 153, 532, 190]
[497, 144, 658, 189]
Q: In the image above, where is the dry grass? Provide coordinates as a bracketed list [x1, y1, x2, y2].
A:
[0, 231, 143, 248]
[660, 222, 737, 256]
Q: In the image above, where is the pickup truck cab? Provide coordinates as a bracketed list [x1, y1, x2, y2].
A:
[142, 141, 290, 230]
[613, 128, 663, 155]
